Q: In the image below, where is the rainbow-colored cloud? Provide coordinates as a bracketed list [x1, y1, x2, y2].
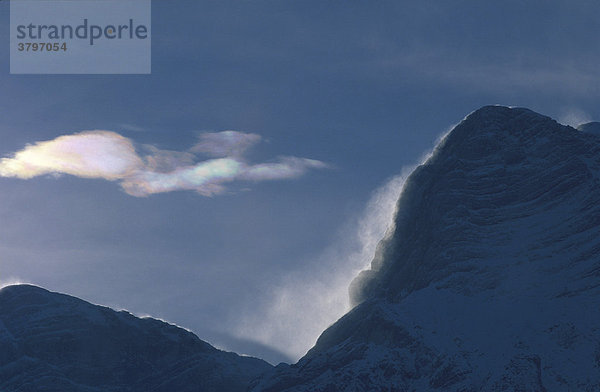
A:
[0, 130, 327, 197]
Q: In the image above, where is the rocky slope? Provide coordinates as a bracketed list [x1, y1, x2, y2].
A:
[250, 106, 600, 391]
[0, 284, 271, 392]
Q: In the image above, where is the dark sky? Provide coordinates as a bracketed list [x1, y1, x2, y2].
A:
[2, 0, 600, 364]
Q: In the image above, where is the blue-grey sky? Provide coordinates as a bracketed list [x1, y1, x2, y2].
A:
[2, 0, 600, 364]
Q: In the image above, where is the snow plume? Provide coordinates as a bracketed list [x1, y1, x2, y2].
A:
[559, 108, 592, 128]
[0, 130, 327, 197]
[0, 277, 28, 290]
[235, 169, 413, 361]
[233, 124, 456, 361]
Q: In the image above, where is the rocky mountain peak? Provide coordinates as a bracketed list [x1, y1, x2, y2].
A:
[350, 105, 600, 305]
[252, 106, 600, 391]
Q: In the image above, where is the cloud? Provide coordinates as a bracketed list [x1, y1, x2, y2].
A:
[0, 131, 143, 180]
[141, 145, 196, 173]
[122, 158, 243, 197]
[241, 156, 328, 181]
[118, 123, 145, 132]
[191, 130, 261, 157]
[360, 37, 600, 96]
[0, 130, 327, 197]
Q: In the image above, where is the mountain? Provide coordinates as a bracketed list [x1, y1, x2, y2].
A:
[578, 121, 600, 135]
[0, 284, 272, 392]
[4, 106, 600, 391]
[250, 106, 600, 391]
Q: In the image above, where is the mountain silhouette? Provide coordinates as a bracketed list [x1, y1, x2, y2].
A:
[0, 284, 271, 391]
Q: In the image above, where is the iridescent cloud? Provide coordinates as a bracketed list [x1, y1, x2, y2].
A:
[0, 131, 143, 180]
[191, 130, 262, 158]
[0, 130, 328, 197]
[241, 157, 328, 181]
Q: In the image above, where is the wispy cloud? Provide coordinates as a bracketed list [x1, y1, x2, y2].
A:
[118, 123, 146, 133]
[359, 37, 600, 96]
[0, 130, 327, 197]
[191, 130, 261, 158]
[241, 157, 327, 181]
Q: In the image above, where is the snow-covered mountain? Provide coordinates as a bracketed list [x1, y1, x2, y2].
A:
[0, 284, 271, 392]
[3, 106, 600, 391]
[250, 106, 600, 391]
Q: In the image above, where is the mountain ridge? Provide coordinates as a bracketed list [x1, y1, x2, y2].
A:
[0, 284, 272, 392]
